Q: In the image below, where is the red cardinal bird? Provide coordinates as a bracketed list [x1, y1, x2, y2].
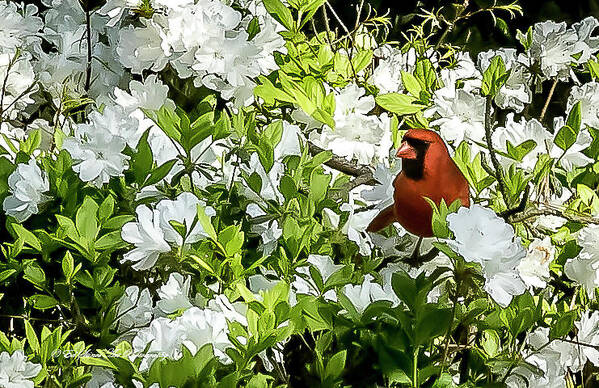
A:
[367, 128, 470, 237]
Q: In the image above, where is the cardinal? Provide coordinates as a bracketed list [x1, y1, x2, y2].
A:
[367, 128, 470, 258]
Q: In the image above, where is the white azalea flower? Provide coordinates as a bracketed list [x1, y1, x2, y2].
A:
[156, 192, 214, 246]
[507, 328, 567, 388]
[3, 159, 49, 222]
[178, 307, 233, 362]
[567, 81, 599, 129]
[86, 366, 117, 388]
[115, 286, 153, 332]
[447, 205, 526, 307]
[121, 206, 171, 271]
[571, 311, 599, 370]
[341, 274, 396, 314]
[517, 237, 554, 289]
[526, 21, 578, 81]
[478, 48, 532, 112]
[360, 162, 401, 210]
[0, 2, 43, 51]
[370, 45, 418, 94]
[114, 74, 172, 112]
[426, 88, 486, 147]
[440, 52, 481, 92]
[117, 18, 170, 75]
[565, 252, 599, 298]
[97, 0, 143, 27]
[132, 317, 186, 371]
[156, 273, 193, 315]
[492, 113, 551, 170]
[62, 108, 131, 187]
[308, 84, 393, 165]
[0, 48, 37, 120]
[341, 194, 378, 256]
[571, 16, 599, 64]
[565, 225, 599, 298]
[0, 350, 42, 388]
[549, 117, 593, 170]
[293, 255, 342, 302]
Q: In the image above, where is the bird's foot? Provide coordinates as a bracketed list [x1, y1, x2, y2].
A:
[402, 248, 440, 267]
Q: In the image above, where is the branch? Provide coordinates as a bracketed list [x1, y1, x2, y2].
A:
[307, 141, 375, 182]
[539, 78, 558, 122]
[499, 184, 530, 219]
[509, 206, 599, 225]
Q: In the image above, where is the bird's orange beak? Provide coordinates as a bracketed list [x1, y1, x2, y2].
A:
[396, 141, 417, 159]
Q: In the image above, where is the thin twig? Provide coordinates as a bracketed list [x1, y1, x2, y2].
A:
[539, 78, 558, 122]
[324, 1, 358, 79]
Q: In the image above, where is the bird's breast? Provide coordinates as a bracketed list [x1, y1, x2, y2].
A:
[393, 169, 469, 237]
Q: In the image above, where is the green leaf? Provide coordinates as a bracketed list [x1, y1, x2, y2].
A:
[0, 269, 16, 283]
[375, 93, 424, 115]
[567, 101, 582, 132]
[76, 197, 99, 241]
[506, 139, 537, 162]
[324, 350, 347, 380]
[550, 311, 576, 339]
[197, 206, 217, 241]
[142, 106, 182, 142]
[11, 223, 41, 252]
[309, 169, 331, 205]
[144, 159, 178, 187]
[96, 231, 125, 250]
[131, 130, 153, 185]
[25, 320, 40, 353]
[481, 329, 500, 358]
[62, 251, 75, 281]
[588, 59, 599, 80]
[554, 125, 577, 151]
[481, 56, 508, 97]
[401, 71, 422, 98]
[103, 215, 135, 230]
[24, 264, 46, 288]
[31, 295, 59, 310]
[263, 0, 294, 30]
[218, 225, 244, 257]
[98, 195, 115, 222]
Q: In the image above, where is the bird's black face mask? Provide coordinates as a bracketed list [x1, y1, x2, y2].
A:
[400, 138, 430, 181]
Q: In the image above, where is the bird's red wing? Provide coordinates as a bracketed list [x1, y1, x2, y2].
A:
[366, 204, 396, 232]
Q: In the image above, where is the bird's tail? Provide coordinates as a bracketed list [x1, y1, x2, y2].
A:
[366, 204, 396, 233]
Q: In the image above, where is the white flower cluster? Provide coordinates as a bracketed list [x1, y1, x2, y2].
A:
[113, 273, 247, 371]
[564, 224, 599, 298]
[0, 350, 41, 388]
[425, 53, 487, 147]
[525, 18, 599, 81]
[370, 45, 420, 94]
[35, 0, 127, 101]
[508, 312, 599, 387]
[0, 2, 42, 153]
[121, 192, 215, 270]
[62, 105, 133, 187]
[308, 84, 393, 165]
[106, 0, 286, 107]
[447, 205, 526, 307]
[3, 159, 49, 222]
